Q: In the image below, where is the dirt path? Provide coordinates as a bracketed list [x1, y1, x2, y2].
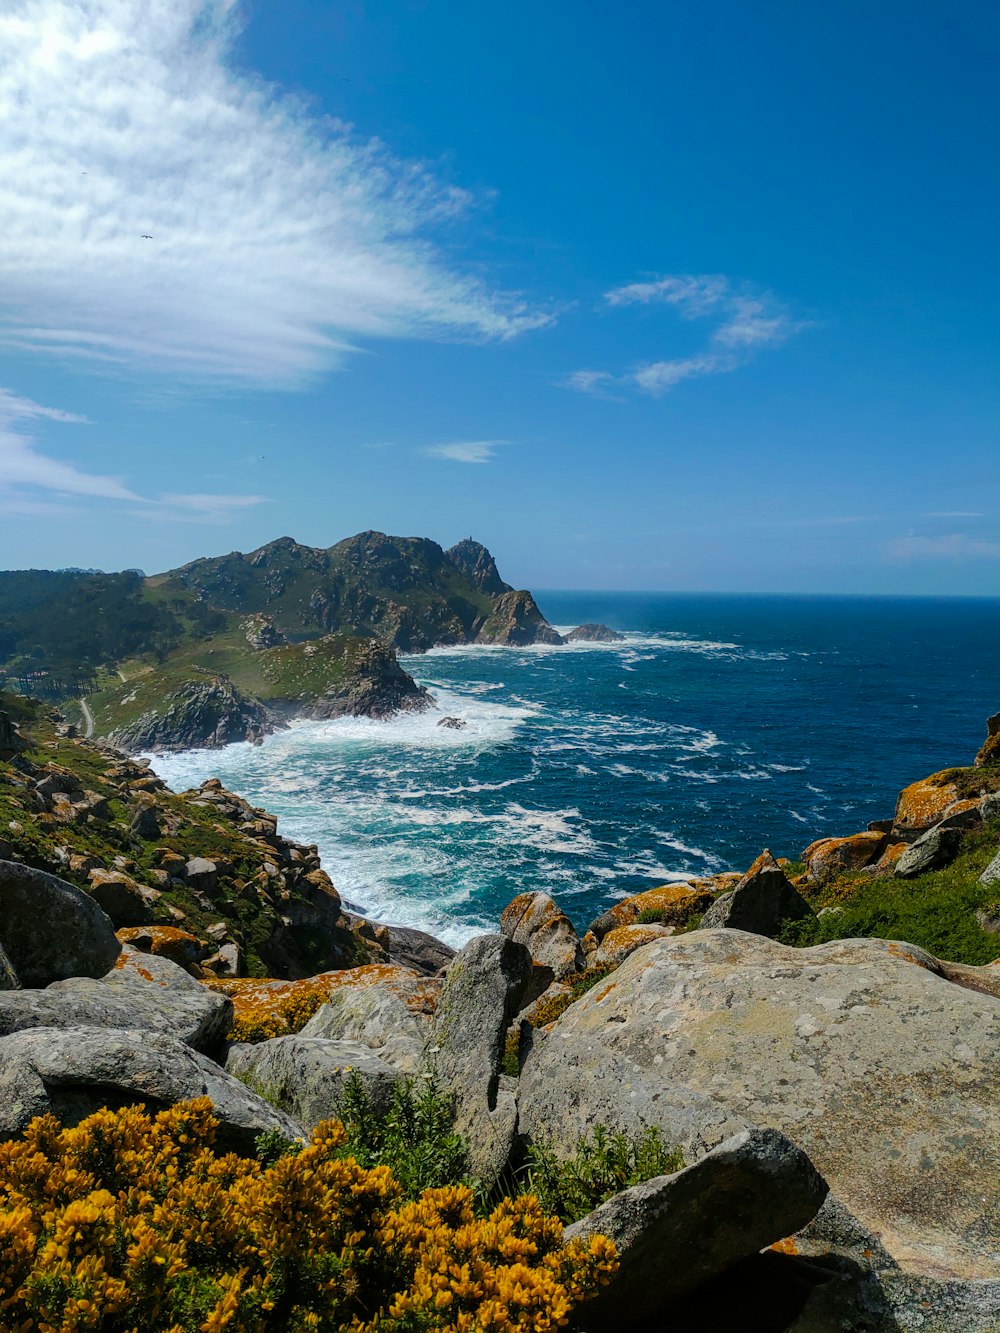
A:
[79, 698, 94, 739]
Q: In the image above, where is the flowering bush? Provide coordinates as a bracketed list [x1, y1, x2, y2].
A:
[0, 1099, 617, 1332]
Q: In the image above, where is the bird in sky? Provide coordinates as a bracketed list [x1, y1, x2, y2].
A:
[140, 234, 153, 239]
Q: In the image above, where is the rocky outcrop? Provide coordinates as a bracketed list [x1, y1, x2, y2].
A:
[566, 1127, 828, 1330]
[565, 623, 625, 642]
[445, 538, 512, 597]
[587, 881, 720, 942]
[242, 614, 286, 650]
[110, 677, 275, 753]
[429, 934, 533, 1187]
[225, 1035, 401, 1130]
[476, 591, 565, 646]
[0, 1026, 301, 1151]
[0, 860, 121, 987]
[373, 923, 455, 977]
[519, 929, 1000, 1279]
[500, 891, 584, 979]
[697, 850, 813, 937]
[975, 711, 1000, 767]
[301, 640, 433, 720]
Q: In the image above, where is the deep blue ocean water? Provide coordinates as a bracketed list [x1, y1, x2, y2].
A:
[150, 594, 1000, 946]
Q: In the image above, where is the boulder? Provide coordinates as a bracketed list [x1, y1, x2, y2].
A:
[301, 982, 429, 1073]
[801, 831, 887, 880]
[588, 881, 716, 941]
[379, 924, 455, 976]
[565, 1126, 828, 1329]
[592, 923, 674, 968]
[87, 868, 159, 926]
[893, 773, 962, 839]
[429, 934, 533, 1186]
[500, 891, 584, 979]
[184, 857, 218, 892]
[975, 712, 1000, 768]
[225, 1036, 401, 1131]
[698, 851, 813, 938]
[0, 1026, 301, 1151]
[437, 716, 466, 730]
[894, 824, 962, 878]
[116, 925, 211, 971]
[129, 802, 161, 840]
[0, 956, 232, 1051]
[518, 929, 1000, 1279]
[0, 859, 121, 987]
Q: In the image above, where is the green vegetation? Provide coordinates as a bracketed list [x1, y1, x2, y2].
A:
[0, 691, 362, 977]
[780, 812, 1000, 965]
[335, 1072, 472, 1200]
[522, 1124, 683, 1225]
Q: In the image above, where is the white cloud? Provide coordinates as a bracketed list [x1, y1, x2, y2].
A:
[886, 533, 1000, 561]
[567, 273, 805, 398]
[0, 387, 263, 518]
[0, 1, 549, 387]
[422, 440, 501, 464]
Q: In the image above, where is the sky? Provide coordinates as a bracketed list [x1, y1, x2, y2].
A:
[0, 0, 998, 593]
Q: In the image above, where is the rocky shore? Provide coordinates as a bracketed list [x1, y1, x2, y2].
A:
[4, 696, 997, 1327]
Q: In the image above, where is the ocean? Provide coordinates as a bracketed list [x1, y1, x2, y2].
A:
[149, 594, 1000, 947]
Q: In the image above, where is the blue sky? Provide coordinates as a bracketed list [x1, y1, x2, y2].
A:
[0, 0, 997, 593]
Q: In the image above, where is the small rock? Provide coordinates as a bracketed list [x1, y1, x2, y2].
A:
[593, 923, 674, 968]
[565, 623, 626, 642]
[980, 851, 1000, 887]
[184, 857, 218, 892]
[437, 716, 466, 730]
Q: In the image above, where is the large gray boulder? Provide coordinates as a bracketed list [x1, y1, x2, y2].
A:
[565, 1126, 828, 1329]
[0, 955, 231, 1051]
[519, 929, 1000, 1280]
[0, 1026, 302, 1151]
[894, 824, 962, 878]
[0, 860, 121, 986]
[301, 984, 429, 1073]
[500, 891, 584, 979]
[225, 1036, 401, 1131]
[428, 934, 533, 1187]
[698, 851, 813, 937]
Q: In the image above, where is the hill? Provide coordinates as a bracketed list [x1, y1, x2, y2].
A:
[0, 532, 563, 751]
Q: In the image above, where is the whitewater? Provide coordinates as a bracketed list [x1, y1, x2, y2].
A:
[149, 592, 1000, 946]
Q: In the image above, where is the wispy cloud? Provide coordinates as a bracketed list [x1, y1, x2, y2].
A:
[886, 533, 1000, 561]
[422, 440, 502, 464]
[566, 273, 807, 398]
[0, 387, 264, 519]
[0, 0, 549, 387]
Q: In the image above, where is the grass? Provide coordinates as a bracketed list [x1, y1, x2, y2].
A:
[781, 813, 1000, 965]
[521, 1124, 683, 1225]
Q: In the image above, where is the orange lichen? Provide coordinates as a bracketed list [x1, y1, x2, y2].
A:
[205, 964, 439, 1043]
[893, 773, 960, 834]
[802, 831, 886, 879]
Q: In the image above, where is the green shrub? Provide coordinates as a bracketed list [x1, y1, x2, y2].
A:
[521, 1123, 683, 1224]
[336, 1071, 471, 1199]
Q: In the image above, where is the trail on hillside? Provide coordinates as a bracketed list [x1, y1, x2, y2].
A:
[79, 698, 94, 739]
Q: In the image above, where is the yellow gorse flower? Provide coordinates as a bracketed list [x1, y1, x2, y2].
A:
[0, 1099, 617, 1331]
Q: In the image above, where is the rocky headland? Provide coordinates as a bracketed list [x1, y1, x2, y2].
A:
[0, 533, 625, 753]
[2, 688, 1000, 1327]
